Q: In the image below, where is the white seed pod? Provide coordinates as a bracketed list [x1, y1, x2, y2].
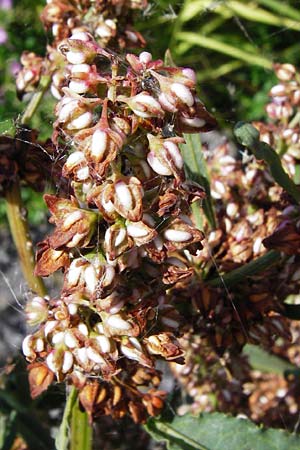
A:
[86, 346, 105, 364]
[91, 130, 108, 159]
[106, 314, 132, 331]
[64, 330, 78, 349]
[84, 264, 98, 294]
[95, 335, 112, 353]
[22, 335, 33, 358]
[170, 82, 194, 106]
[147, 151, 172, 176]
[62, 351, 74, 373]
[164, 229, 192, 242]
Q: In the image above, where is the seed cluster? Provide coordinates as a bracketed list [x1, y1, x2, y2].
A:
[21, 0, 216, 423]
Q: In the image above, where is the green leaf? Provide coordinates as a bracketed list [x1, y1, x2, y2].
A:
[146, 412, 300, 450]
[180, 133, 217, 229]
[176, 32, 273, 69]
[208, 250, 280, 288]
[234, 122, 300, 203]
[243, 344, 295, 375]
[0, 411, 17, 450]
[0, 119, 16, 137]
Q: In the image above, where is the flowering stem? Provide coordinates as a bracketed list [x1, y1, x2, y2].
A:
[5, 179, 46, 296]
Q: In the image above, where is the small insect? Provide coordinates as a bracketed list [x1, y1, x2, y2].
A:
[140, 73, 159, 93]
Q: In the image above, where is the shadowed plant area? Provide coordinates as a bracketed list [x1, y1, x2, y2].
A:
[2, 1, 300, 450]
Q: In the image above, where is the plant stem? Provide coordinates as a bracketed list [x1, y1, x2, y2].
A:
[4, 75, 51, 295]
[70, 390, 92, 450]
[5, 180, 46, 296]
[20, 75, 51, 126]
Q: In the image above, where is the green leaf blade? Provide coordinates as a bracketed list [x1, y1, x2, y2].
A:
[146, 412, 300, 450]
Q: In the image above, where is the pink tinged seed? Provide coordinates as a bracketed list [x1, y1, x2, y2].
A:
[114, 228, 127, 247]
[129, 337, 142, 351]
[115, 181, 133, 210]
[106, 314, 132, 330]
[164, 229, 192, 242]
[62, 351, 73, 373]
[91, 130, 107, 159]
[158, 92, 177, 112]
[139, 51, 152, 64]
[107, 299, 125, 315]
[182, 68, 197, 83]
[171, 83, 194, 106]
[147, 152, 172, 176]
[164, 141, 183, 169]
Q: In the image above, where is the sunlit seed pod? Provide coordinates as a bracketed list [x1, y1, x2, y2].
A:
[115, 181, 133, 210]
[69, 80, 89, 94]
[95, 335, 112, 353]
[86, 346, 105, 364]
[76, 166, 90, 181]
[22, 335, 33, 358]
[147, 152, 172, 176]
[63, 210, 83, 229]
[78, 323, 89, 336]
[67, 111, 93, 130]
[139, 51, 152, 64]
[76, 347, 88, 366]
[52, 331, 65, 345]
[158, 92, 177, 113]
[106, 314, 132, 331]
[170, 82, 194, 106]
[127, 223, 149, 238]
[62, 351, 74, 373]
[68, 261, 83, 286]
[44, 320, 58, 337]
[163, 141, 183, 169]
[91, 130, 107, 159]
[46, 351, 59, 373]
[182, 68, 197, 84]
[164, 229, 192, 242]
[84, 265, 98, 294]
[64, 330, 78, 349]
